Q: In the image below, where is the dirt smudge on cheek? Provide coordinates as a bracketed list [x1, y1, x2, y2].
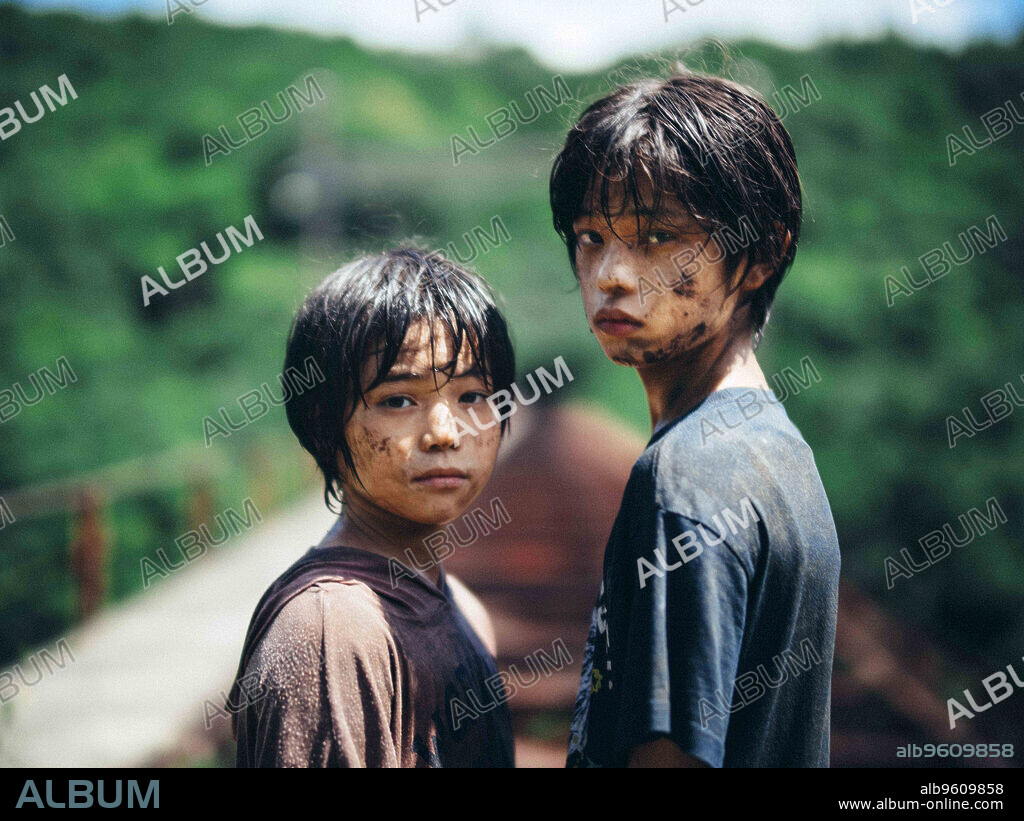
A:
[349, 423, 392, 460]
[475, 429, 502, 473]
[671, 277, 698, 299]
[369, 434, 391, 455]
[641, 330, 693, 364]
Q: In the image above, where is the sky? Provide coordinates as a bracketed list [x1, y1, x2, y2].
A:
[12, 0, 1024, 70]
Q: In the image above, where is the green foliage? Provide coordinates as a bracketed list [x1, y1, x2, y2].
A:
[0, 6, 1022, 666]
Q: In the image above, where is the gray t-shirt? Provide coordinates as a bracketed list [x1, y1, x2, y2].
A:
[566, 387, 841, 767]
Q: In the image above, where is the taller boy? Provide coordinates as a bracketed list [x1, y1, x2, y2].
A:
[551, 71, 841, 767]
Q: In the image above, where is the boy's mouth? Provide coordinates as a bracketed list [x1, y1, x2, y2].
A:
[413, 467, 469, 489]
[594, 307, 643, 337]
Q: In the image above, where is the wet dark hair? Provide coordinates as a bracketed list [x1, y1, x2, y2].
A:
[284, 248, 515, 512]
[549, 69, 802, 340]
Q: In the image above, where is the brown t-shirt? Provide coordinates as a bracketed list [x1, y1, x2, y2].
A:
[229, 545, 515, 767]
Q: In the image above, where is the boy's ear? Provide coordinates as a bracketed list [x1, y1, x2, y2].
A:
[737, 224, 791, 292]
[778, 224, 793, 259]
[738, 260, 772, 292]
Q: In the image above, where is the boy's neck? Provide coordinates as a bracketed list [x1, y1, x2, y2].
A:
[317, 503, 444, 587]
[640, 328, 768, 434]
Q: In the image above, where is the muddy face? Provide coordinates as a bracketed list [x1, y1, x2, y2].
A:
[339, 319, 501, 525]
[572, 179, 758, 369]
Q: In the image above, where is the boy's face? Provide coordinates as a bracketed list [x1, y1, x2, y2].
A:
[340, 319, 501, 526]
[571, 179, 766, 368]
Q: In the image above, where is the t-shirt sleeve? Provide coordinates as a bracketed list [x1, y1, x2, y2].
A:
[235, 582, 400, 768]
[616, 508, 749, 768]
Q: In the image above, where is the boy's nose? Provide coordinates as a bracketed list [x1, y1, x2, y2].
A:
[421, 400, 458, 450]
[596, 241, 638, 295]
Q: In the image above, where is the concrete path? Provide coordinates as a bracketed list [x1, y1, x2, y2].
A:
[0, 492, 335, 768]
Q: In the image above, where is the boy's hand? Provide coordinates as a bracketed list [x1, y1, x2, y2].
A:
[628, 738, 708, 768]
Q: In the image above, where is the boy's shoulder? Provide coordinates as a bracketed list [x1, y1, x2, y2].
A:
[242, 547, 418, 680]
[252, 579, 395, 680]
[630, 387, 818, 529]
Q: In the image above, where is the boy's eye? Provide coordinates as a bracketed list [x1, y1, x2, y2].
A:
[460, 391, 488, 404]
[647, 230, 676, 246]
[576, 230, 603, 247]
[380, 395, 414, 409]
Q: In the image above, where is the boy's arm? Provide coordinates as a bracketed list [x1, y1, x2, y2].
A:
[236, 582, 400, 767]
[446, 572, 498, 658]
[628, 738, 709, 768]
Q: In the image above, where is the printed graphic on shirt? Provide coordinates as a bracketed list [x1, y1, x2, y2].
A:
[566, 582, 609, 767]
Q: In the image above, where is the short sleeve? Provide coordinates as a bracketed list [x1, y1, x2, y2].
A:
[235, 582, 399, 768]
[615, 508, 748, 767]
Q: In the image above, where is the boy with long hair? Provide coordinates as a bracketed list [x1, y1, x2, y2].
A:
[551, 70, 841, 768]
[230, 248, 516, 767]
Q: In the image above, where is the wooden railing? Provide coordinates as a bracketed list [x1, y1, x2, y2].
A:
[0, 444, 280, 620]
